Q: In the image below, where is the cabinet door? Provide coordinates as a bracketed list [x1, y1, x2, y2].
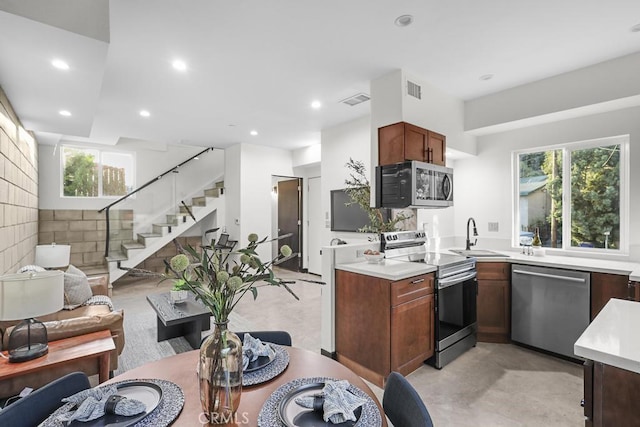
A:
[631, 281, 640, 301]
[427, 131, 446, 166]
[593, 362, 640, 426]
[477, 262, 510, 280]
[477, 279, 510, 342]
[378, 122, 406, 165]
[404, 123, 428, 162]
[591, 273, 629, 320]
[391, 294, 434, 376]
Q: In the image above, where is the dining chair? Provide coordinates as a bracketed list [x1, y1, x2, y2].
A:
[0, 371, 90, 427]
[383, 371, 434, 427]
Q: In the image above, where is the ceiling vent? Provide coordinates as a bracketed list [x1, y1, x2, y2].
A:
[340, 93, 370, 106]
[407, 80, 422, 100]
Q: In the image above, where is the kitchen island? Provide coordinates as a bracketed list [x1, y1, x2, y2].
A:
[574, 298, 640, 426]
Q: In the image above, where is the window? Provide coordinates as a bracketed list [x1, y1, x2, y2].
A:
[62, 146, 135, 198]
[514, 136, 628, 253]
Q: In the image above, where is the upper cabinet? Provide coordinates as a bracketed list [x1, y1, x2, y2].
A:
[378, 122, 446, 166]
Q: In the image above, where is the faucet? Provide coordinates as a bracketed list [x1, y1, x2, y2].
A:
[465, 217, 478, 250]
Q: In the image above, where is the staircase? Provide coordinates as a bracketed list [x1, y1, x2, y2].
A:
[106, 181, 224, 283]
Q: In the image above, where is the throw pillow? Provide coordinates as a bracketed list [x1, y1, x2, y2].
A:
[63, 265, 93, 309]
[17, 264, 46, 273]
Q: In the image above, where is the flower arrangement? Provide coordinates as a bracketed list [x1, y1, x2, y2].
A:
[162, 233, 298, 323]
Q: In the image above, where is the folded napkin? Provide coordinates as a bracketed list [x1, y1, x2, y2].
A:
[40, 385, 146, 426]
[242, 333, 276, 370]
[295, 380, 367, 424]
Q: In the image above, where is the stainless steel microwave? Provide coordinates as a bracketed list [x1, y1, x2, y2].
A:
[375, 160, 453, 208]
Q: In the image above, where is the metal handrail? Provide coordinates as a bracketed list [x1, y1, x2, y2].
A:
[99, 147, 215, 257]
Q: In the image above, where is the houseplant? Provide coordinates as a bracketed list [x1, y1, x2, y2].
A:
[344, 158, 412, 234]
[162, 233, 298, 424]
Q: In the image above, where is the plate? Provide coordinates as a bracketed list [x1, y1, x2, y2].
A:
[277, 382, 361, 427]
[244, 344, 277, 373]
[69, 381, 163, 427]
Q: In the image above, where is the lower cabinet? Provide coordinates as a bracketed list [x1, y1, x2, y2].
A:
[591, 273, 634, 320]
[476, 262, 510, 343]
[583, 360, 640, 426]
[335, 269, 435, 387]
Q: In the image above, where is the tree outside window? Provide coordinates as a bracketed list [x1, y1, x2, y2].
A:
[516, 136, 627, 252]
[62, 147, 134, 198]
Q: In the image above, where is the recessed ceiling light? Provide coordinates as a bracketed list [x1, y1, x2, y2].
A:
[59, 110, 71, 116]
[631, 23, 640, 32]
[311, 100, 322, 109]
[394, 15, 414, 27]
[139, 110, 151, 117]
[51, 59, 69, 70]
[479, 74, 494, 81]
[250, 130, 258, 136]
[172, 59, 187, 71]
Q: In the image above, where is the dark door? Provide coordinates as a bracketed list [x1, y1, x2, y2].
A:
[277, 178, 301, 271]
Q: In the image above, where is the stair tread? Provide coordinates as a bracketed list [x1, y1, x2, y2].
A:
[123, 242, 145, 249]
[139, 233, 162, 238]
[153, 223, 175, 227]
[106, 252, 127, 262]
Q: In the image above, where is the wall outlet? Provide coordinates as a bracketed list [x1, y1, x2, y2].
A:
[488, 222, 499, 232]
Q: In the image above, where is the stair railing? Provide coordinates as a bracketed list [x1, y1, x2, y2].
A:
[98, 147, 215, 258]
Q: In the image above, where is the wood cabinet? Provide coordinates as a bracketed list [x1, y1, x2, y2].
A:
[476, 262, 510, 343]
[583, 360, 640, 426]
[378, 122, 446, 166]
[590, 273, 634, 320]
[335, 269, 435, 387]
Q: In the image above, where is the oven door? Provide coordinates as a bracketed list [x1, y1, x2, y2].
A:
[436, 271, 477, 351]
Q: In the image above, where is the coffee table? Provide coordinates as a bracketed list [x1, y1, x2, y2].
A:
[146, 292, 212, 349]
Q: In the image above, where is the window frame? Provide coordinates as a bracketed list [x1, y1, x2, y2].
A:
[512, 135, 629, 255]
[60, 145, 136, 199]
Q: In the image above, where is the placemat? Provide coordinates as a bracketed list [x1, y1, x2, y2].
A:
[257, 376, 383, 426]
[41, 378, 184, 427]
[243, 344, 290, 386]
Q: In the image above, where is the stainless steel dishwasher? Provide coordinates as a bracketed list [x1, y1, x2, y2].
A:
[511, 264, 590, 359]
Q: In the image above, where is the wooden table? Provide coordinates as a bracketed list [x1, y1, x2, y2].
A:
[147, 292, 212, 349]
[0, 329, 115, 384]
[109, 346, 387, 426]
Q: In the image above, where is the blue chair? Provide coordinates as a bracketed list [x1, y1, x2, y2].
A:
[0, 372, 90, 427]
[383, 371, 434, 427]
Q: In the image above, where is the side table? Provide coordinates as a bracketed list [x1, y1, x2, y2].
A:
[0, 330, 115, 384]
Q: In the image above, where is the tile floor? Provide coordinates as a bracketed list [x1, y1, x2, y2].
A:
[112, 268, 584, 426]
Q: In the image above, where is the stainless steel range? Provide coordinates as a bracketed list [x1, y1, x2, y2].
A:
[382, 230, 477, 369]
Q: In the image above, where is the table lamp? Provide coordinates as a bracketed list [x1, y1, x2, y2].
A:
[0, 270, 64, 362]
[35, 243, 71, 269]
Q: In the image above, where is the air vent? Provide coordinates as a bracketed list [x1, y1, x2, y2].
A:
[340, 93, 370, 106]
[407, 80, 422, 99]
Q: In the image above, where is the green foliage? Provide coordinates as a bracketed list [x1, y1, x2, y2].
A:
[63, 150, 98, 197]
[344, 158, 412, 233]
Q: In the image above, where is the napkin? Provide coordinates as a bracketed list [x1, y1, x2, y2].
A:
[242, 333, 276, 371]
[40, 385, 146, 426]
[294, 379, 367, 424]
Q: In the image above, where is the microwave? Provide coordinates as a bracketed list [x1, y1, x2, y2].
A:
[375, 161, 453, 208]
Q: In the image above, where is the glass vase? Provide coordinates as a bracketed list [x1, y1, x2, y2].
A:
[199, 321, 243, 424]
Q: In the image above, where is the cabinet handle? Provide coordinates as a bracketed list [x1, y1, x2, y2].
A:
[410, 278, 425, 285]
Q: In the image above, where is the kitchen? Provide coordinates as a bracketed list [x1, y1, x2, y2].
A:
[319, 63, 640, 425]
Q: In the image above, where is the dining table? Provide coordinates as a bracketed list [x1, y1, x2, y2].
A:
[106, 346, 388, 426]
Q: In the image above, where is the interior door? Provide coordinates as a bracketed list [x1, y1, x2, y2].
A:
[277, 178, 301, 271]
[307, 177, 322, 275]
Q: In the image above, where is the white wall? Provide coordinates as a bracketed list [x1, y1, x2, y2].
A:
[454, 106, 640, 260]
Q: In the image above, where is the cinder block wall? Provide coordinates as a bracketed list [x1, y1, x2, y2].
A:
[0, 87, 39, 275]
[38, 209, 133, 272]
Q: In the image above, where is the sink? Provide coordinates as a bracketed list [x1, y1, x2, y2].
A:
[450, 249, 509, 258]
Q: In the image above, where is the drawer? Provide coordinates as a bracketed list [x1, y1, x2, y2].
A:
[391, 273, 434, 306]
[476, 262, 510, 280]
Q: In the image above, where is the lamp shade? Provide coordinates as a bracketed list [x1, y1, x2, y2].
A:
[0, 270, 64, 320]
[35, 244, 71, 269]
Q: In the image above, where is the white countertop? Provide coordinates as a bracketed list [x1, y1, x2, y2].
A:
[336, 258, 437, 281]
[574, 298, 640, 374]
